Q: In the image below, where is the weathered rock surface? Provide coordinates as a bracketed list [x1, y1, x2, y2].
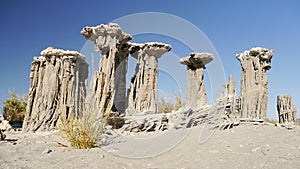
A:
[121, 113, 169, 133]
[236, 47, 274, 120]
[127, 42, 171, 115]
[221, 75, 239, 118]
[217, 75, 241, 129]
[296, 119, 300, 126]
[106, 112, 125, 129]
[22, 47, 88, 132]
[0, 115, 12, 140]
[0, 130, 5, 140]
[277, 95, 297, 124]
[81, 23, 132, 118]
[0, 120, 12, 132]
[180, 52, 213, 111]
[171, 107, 210, 130]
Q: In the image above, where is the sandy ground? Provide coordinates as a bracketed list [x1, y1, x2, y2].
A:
[1, 124, 300, 169]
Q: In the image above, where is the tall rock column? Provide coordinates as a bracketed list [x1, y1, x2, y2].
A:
[127, 42, 171, 114]
[277, 95, 297, 123]
[23, 47, 88, 132]
[180, 52, 213, 111]
[236, 47, 274, 120]
[81, 23, 132, 117]
[221, 75, 239, 118]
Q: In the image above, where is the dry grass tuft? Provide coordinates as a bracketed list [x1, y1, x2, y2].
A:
[158, 92, 184, 113]
[265, 118, 278, 125]
[59, 112, 103, 149]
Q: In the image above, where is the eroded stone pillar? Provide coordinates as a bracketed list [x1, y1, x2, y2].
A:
[236, 47, 274, 120]
[81, 23, 132, 117]
[23, 47, 88, 132]
[180, 52, 213, 111]
[221, 75, 239, 118]
[127, 42, 171, 114]
[277, 95, 297, 124]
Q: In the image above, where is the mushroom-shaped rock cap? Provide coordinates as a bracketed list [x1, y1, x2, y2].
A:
[180, 52, 214, 68]
[40, 47, 84, 59]
[81, 23, 132, 51]
[129, 42, 172, 58]
[236, 47, 274, 70]
[236, 47, 274, 60]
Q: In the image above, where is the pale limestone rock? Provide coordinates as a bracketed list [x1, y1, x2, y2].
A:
[127, 42, 171, 115]
[121, 113, 169, 132]
[22, 47, 88, 132]
[0, 116, 12, 140]
[81, 23, 131, 51]
[180, 52, 213, 111]
[296, 119, 300, 126]
[81, 23, 132, 117]
[40, 47, 84, 58]
[221, 75, 239, 118]
[236, 47, 274, 120]
[0, 115, 12, 132]
[277, 95, 297, 124]
[0, 120, 12, 131]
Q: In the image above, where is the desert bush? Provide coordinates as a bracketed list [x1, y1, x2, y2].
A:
[158, 92, 184, 113]
[2, 91, 27, 123]
[158, 98, 174, 113]
[174, 93, 183, 111]
[59, 111, 103, 149]
[265, 118, 278, 125]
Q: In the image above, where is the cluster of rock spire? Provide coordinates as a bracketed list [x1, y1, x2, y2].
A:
[22, 23, 297, 132]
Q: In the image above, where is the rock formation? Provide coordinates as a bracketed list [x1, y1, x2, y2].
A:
[236, 47, 274, 120]
[127, 42, 171, 115]
[22, 47, 88, 132]
[0, 114, 12, 129]
[81, 23, 132, 118]
[277, 95, 297, 124]
[180, 52, 213, 111]
[0, 115, 12, 140]
[0, 120, 12, 132]
[221, 75, 239, 118]
[121, 113, 169, 132]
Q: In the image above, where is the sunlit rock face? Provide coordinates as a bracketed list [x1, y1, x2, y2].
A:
[23, 47, 88, 132]
[236, 47, 274, 120]
[81, 23, 132, 117]
[180, 52, 213, 111]
[127, 42, 172, 115]
[221, 75, 239, 118]
[277, 95, 297, 124]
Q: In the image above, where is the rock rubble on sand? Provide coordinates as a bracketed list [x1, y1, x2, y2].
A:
[0, 115, 12, 140]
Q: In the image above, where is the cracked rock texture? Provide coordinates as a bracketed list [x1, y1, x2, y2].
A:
[180, 52, 213, 111]
[277, 95, 297, 124]
[81, 23, 132, 117]
[22, 47, 88, 132]
[221, 75, 239, 118]
[236, 47, 274, 120]
[127, 42, 171, 115]
[0, 115, 12, 136]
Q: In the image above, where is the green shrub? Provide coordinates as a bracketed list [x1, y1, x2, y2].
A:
[59, 112, 103, 149]
[2, 91, 27, 123]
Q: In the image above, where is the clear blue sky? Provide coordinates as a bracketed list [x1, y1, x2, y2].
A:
[1, 0, 299, 119]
